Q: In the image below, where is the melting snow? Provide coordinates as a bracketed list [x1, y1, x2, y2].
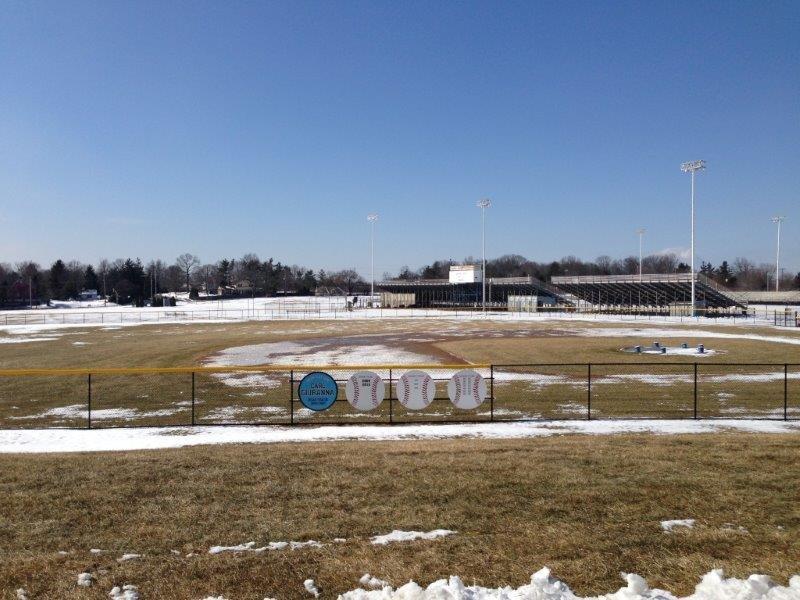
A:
[108, 584, 140, 600]
[661, 519, 696, 532]
[360, 574, 391, 589]
[208, 540, 322, 554]
[77, 572, 94, 587]
[304, 579, 320, 597]
[370, 529, 455, 545]
[206, 340, 434, 369]
[117, 553, 141, 562]
[4, 420, 799, 454]
[0, 336, 60, 344]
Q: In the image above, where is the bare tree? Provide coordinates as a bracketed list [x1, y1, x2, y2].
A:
[175, 253, 200, 291]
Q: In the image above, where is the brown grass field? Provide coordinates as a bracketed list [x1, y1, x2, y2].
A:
[1, 434, 799, 599]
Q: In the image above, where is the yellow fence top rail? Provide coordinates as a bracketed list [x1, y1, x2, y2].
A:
[0, 364, 489, 377]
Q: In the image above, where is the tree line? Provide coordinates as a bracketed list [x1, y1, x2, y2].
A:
[2, 250, 798, 308]
[0, 254, 368, 307]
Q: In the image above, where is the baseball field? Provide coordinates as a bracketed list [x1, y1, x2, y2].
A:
[1, 313, 800, 598]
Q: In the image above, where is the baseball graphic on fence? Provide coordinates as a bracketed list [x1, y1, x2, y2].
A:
[397, 369, 436, 410]
[448, 369, 487, 409]
[345, 371, 385, 411]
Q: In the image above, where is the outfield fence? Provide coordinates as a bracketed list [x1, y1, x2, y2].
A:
[1, 306, 798, 327]
[0, 363, 798, 429]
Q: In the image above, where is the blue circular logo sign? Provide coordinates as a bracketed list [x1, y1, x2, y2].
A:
[298, 371, 338, 411]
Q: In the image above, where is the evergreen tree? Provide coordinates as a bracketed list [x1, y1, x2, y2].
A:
[84, 265, 99, 291]
[717, 261, 736, 287]
[48, 259, 68, 300]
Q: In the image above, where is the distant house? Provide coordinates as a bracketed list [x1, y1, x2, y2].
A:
[216, 280, 254, 297]
[234, 280, 253, 293]
[79, 289, 99, 301]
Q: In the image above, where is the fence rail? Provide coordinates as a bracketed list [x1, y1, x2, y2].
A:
[0, 363, 798, 430]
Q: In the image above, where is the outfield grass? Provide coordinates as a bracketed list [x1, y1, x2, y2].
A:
[1, 434, 798, 599]
[1, 319, 800, 427]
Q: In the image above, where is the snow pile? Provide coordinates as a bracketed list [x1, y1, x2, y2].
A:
[90, 548, 104, 554]
[339, 567, 800, 599]
[77, 572, 94, 587]
[661, 519, 695, 532]
[304, 579, 320, 597]
[360, 574, 390, 589]
[370, 529, 455, 545]
[16, 589, 28, 600]
[109, 584, 140, 600]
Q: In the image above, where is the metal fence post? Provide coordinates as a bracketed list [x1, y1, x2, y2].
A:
[490, 364, 494, 422]
[784, 364, 788, 421]
[87, 373, 92, 429]
[587, 364, 591, 420]
[290, 370, 294, 425]
[191, 372, 196, 426]
[693, 363, 698, 419]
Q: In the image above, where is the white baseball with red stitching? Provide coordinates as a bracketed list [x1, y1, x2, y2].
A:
[345, 371, 385, 412]
[448, 369, 486, 409]
[397, 370, 435, 410]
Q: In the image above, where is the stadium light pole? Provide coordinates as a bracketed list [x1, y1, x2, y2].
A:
[636, 228, 646, 282]
[771, 216, 785, 291]
[477, 198, 491, 313]
[367, 213, 378, 299]
[681, 160, 706, 317]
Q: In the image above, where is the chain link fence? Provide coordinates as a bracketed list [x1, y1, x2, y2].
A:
[0, 363, 798, 429]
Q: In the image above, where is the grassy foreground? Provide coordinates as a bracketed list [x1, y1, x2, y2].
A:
[1, 434, 799, 599]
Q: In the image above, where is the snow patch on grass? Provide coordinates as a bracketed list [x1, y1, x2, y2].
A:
[3, 419, 800, 454]
[0, 336, 59, 344]
[208, 540, 322, 554]
[304, 579, 320, 597]
[117, 553, 141, 562]
[370, 529, 455, 545]
[108, 584, 140, 600]
[661, 518, 695, 532]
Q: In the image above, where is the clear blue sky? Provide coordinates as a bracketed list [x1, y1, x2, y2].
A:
[1, 1, 798, 276]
